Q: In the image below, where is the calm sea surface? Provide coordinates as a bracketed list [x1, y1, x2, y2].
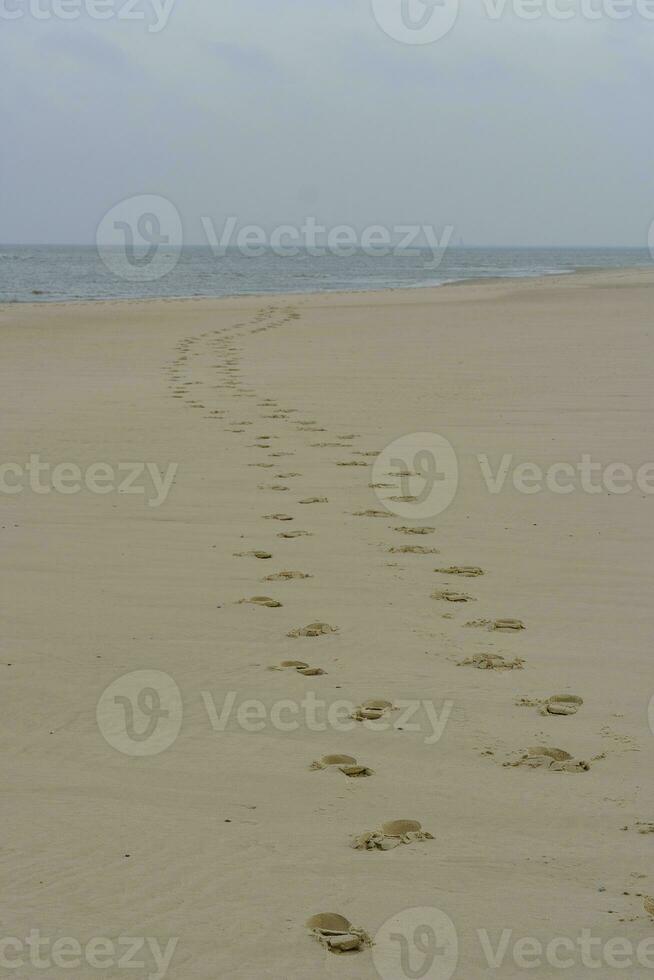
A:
[0, 246, 650, 303]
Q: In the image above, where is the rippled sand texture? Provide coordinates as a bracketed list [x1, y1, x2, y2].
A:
[2, 269, 654, 978]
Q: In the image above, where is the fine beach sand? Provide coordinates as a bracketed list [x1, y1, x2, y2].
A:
[2, 268, 654, 978]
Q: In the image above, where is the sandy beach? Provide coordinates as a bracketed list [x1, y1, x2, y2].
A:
[2, 268, 654, 979]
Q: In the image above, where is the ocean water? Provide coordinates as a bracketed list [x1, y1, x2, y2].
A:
[0, 246, 650, 303]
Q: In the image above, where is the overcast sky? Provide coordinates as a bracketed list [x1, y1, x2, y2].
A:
[1, 0, 653, 245]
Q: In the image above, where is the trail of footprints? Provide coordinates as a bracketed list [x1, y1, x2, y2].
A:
[164, 304, 639, 957]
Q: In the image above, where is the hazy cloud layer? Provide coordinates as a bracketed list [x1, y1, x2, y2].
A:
[1, 0, 653, 244]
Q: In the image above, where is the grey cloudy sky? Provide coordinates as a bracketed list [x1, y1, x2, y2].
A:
[1, 0, 653, 245]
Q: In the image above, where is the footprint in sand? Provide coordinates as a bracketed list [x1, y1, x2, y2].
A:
[459, 652, 525, 670]
[351, 820, 434, 850]
[388, 495, 419, 503]
[238, 596, 283, 608]
[353, 510, 388, 518]
[504, 746, 591, 772]
[465, 618, 526, 631]
[337, 461, 367, 467]
[248, 463, 275, 469]
[432, 589, 475, 603]
[271, 660, 326, 676]
[494, 619, 526, 631]
[389, 545, 439, 555]
[310, 754, 374, 777]
[516, 695, 583, 716]
[278, 530, 313, 539]
[306, 914, 371, 954]
[351, 699, 396, 721]
[233, 550, 273, 560]
[258, 485, 290, 492]
[636, 824, 654, 835]
[542, 695, 584, 716]
[299, 497, 328, 505]
[370, 483, 395, 489]
[435, 566, 485, 578]
[277, 472, 301, 478]
[264, 571, 312, 581]
[263, 514, 294, 522]
[394, 526, 435, 535]
[288, 622, 338, 638]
